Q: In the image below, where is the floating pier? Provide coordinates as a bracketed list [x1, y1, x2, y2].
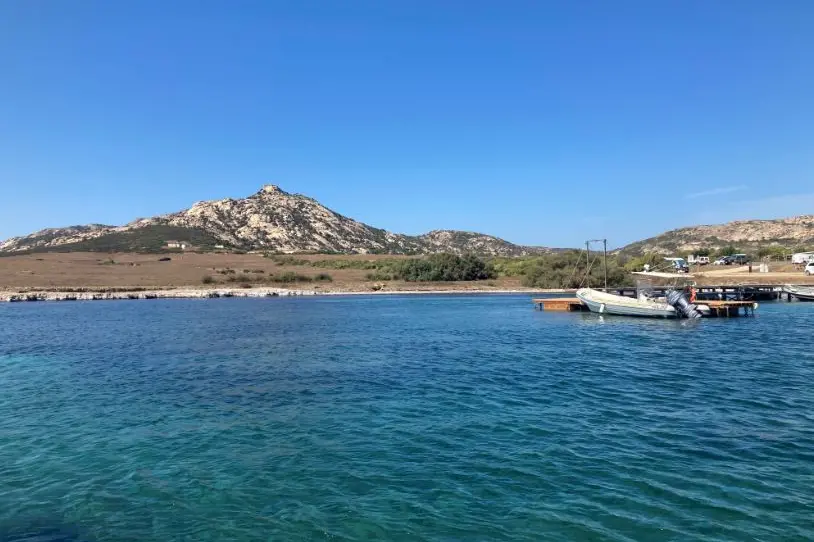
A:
[698, 300, 757, 317]
[533, 296, 758, 317]
[607, 285, 779, 301]
[540, 285, 786, 301]
[532, 298, 588, 311]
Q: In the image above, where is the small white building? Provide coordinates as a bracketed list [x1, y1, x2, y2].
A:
[166, 240, 188, 250]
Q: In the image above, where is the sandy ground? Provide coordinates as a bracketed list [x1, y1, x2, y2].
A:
[691, 263, 814, 285]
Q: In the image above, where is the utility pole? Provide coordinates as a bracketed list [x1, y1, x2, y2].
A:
[585, 239, 609, 290]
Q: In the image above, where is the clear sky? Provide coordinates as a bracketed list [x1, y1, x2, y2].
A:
[2, 1, 813, 248]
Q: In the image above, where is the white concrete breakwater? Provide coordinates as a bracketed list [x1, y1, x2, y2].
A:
[0, 287, 316, 302]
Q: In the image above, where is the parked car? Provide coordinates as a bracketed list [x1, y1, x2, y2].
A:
[696, 256, 710, 265]
[664, 257, 689, 273]
[713, 256, 732, 265]
[806, 262, 814, 276]
[731, 254, 748, 265]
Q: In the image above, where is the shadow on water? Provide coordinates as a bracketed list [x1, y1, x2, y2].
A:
[575, 312, 703, 330]
[0, 519, 93, 542]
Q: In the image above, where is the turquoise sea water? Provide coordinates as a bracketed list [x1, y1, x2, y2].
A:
[1, 295, 813, 541]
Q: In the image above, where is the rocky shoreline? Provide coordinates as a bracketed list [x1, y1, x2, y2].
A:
[0, 286, 548, 302]
[0, 287, 316, 303]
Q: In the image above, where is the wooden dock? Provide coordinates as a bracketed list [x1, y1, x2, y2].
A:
[533, 297, 758, 317]
[608, 285, 779, 301]
[699, 300, 757, 317]
[532, 298, 587, 311]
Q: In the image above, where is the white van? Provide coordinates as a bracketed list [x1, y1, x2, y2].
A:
[806, 262, 814, 276]
[792, 252, 814, 265]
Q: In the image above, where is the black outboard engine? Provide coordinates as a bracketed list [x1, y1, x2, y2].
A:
[666, 289, 702, 319]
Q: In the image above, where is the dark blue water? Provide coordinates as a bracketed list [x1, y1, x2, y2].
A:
[1, 295, 813, 541]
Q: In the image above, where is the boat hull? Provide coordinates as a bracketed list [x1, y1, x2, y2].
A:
[576, 288, 677, 318]
[784, 285, 814, 301]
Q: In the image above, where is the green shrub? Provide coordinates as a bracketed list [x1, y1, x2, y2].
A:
[365, 271, 393, 281]
[314, 273, 333, 282]
[507, 251, 632, 289]
[201, 275, 215, 284]
[267, 255, 310, 266]
[715, 245, 740, 257]
[311, 258, 389, 270]
[623, 253, 663, 272]
[756, 246, 787, 260]
[9, 225, 229, 254]
[271, 271, 313, 283]
[389, 254, 496, 282]
[227, 273, 257, 283]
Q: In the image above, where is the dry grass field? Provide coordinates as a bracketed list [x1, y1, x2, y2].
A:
[0, 252, 528, 292]
[1, 252, 812, 294]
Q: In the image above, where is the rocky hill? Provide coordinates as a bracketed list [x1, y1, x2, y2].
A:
[620, 215, 814, 255]
[0, 185, 546, 256]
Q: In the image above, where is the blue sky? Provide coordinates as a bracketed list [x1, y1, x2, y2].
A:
[2, 1, 813, 248]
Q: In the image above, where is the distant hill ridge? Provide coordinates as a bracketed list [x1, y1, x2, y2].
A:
[0, 185, 548, 256]
[620, 215, 814, 255]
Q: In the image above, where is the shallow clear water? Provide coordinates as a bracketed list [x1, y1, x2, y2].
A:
[1, 295, 813, 541]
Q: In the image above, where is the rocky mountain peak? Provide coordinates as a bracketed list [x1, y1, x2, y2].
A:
[0, 185, 547, 256]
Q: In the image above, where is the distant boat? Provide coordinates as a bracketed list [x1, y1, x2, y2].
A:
[783, 284, 814, 302]
[576, 288, 679, 318]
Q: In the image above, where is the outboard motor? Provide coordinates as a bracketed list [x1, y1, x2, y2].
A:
[666, 289, 702, 319]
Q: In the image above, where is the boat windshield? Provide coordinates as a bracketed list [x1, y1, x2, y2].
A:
[635, 277, 656, 300]
[634, 274, 695, 299]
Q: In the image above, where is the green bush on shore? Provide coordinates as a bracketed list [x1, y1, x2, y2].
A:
[243, 252, 632, 287]
[199, 271, 332, 285]
[622, 253, 663, 272]
[271, 271, 313, 283]
[755, 246, 787, 260]
[492, 251, 632, 289]
[365, 271, 393, 281]
[263, 253, 499, 283]
[390, 253, 496, 282]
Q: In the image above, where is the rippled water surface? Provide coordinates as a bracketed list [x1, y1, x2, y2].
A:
[1, 295, 813, 541]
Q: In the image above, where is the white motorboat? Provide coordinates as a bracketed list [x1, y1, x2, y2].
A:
[576, 288, 679, 318]
[576, 270, 708, 319]
[783, 284, 814, 301]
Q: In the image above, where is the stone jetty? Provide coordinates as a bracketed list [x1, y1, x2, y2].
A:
[0, 287, 316, 303]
